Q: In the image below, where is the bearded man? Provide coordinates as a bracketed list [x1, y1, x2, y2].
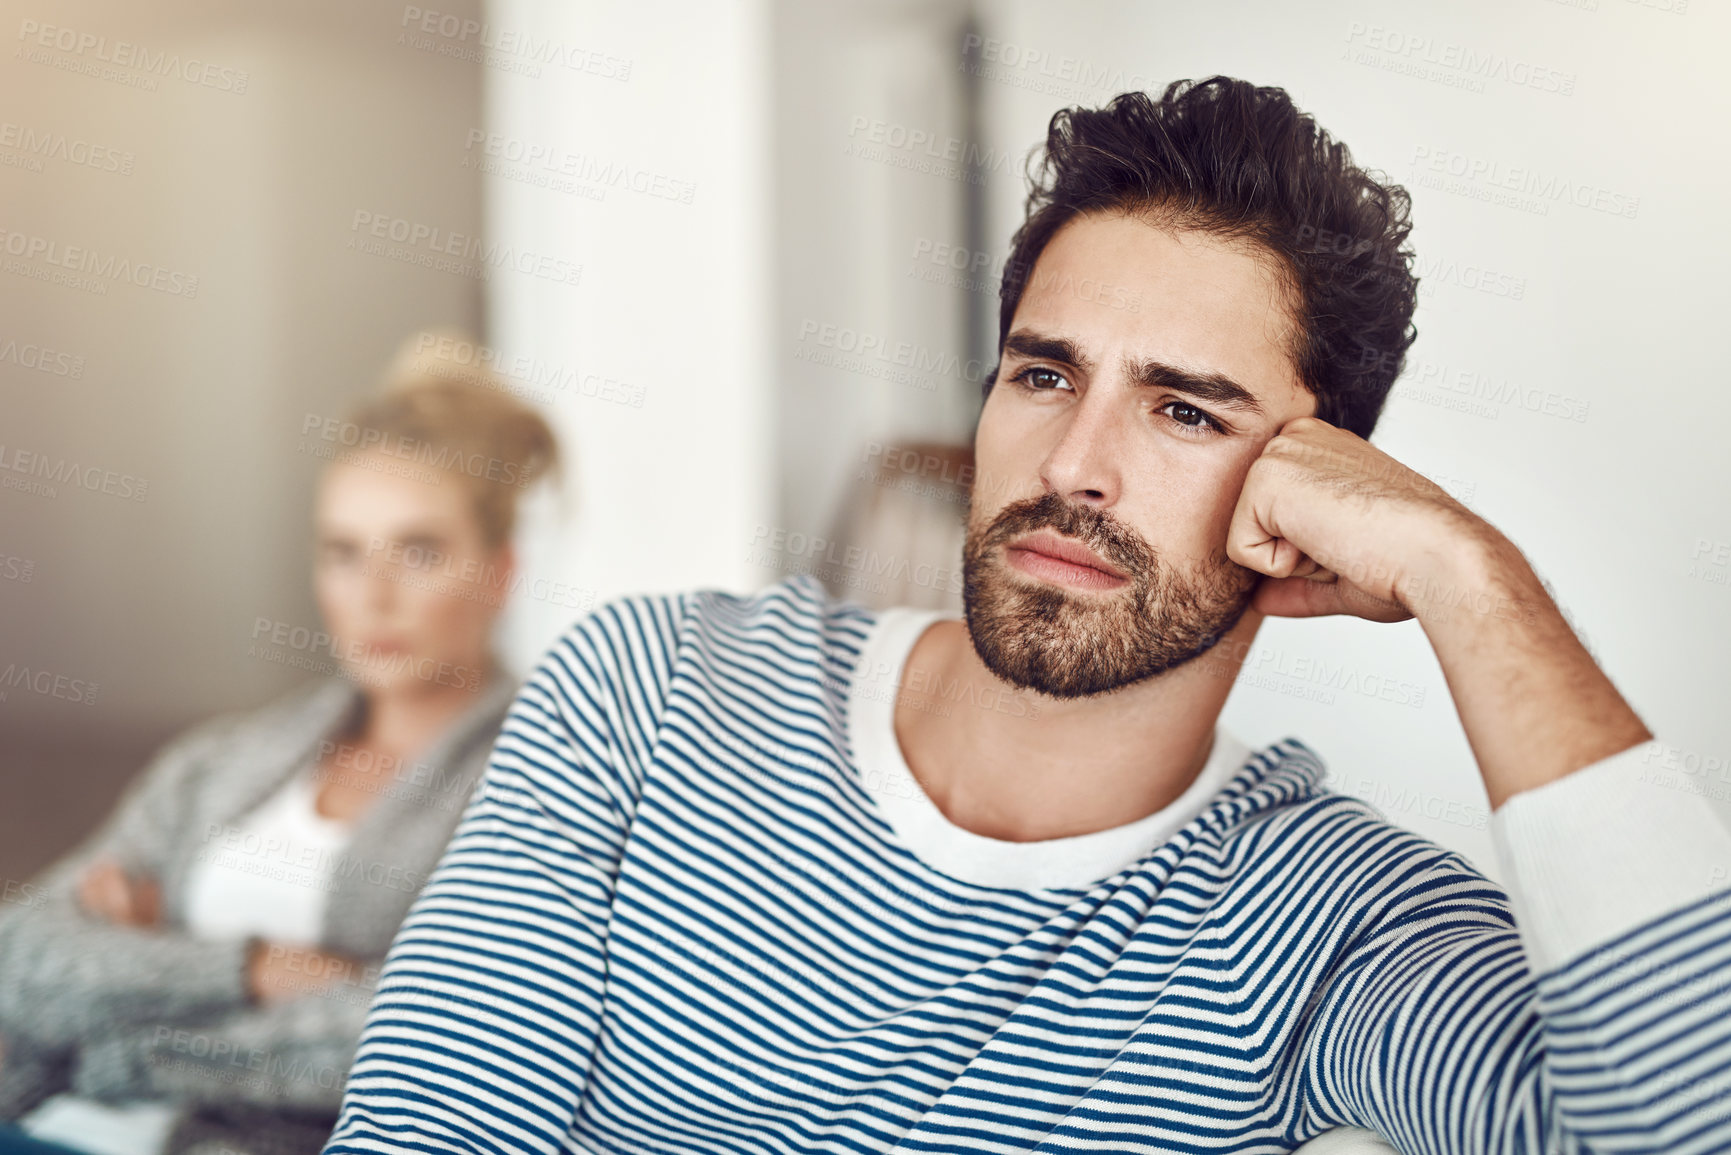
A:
[324, 77, 1731, 1155]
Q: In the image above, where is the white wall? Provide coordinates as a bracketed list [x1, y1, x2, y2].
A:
[769, 0, 979, 545]
[970, 0, 1731, 879]
[481, 0, 779, 667]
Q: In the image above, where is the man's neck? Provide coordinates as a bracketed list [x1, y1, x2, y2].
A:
[893, 608, 1265, 843]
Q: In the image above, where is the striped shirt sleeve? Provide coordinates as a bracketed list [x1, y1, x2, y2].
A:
[322, 596, 682, 1154]
[1304, 739, 1731, 1153]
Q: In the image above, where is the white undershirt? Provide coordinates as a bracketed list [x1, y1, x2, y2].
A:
[847, 605, 1255, 890]
[22, 765, 352, 1155]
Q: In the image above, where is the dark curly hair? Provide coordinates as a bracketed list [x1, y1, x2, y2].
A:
[989, 76, 1418, 440]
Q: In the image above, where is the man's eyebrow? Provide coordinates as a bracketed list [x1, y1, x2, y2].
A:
[1126, 358, 1265, 416]
[1002, 331, 1094, 371]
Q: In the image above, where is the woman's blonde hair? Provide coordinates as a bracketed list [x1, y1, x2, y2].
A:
[338, 328, 562, 548]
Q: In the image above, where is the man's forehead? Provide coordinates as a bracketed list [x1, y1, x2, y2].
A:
[1012, 212, 1307, 411]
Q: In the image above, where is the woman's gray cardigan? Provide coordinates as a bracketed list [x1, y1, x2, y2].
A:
[0, 670, 516, 1144]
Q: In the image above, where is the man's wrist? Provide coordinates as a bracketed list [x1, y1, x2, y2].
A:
[1399, 514, 1541, 634]
[1396, 516, 1652, 808]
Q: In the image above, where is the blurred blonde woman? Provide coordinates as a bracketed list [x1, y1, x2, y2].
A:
[0, 332, 561, 1155]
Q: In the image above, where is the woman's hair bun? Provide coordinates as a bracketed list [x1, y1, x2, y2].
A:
[337, 328, 563, 548]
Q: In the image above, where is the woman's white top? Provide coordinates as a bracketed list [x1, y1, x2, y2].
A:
[181, 765, 352, 943]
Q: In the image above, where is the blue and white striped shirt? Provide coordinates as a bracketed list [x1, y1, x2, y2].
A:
[323, 575, 1731, 1153]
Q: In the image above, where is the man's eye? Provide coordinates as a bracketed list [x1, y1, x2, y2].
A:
[1158, 400, 1227, 436]
[1010, 366, 1070, 392]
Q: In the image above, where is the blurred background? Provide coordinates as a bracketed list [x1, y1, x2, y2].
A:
[4, 0, 1729, 889]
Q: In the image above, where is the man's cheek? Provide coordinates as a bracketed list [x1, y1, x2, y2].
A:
[970, 386, 1062, 490]
[967, 444, 1039, 515]
[1154, 469, 1245, 549]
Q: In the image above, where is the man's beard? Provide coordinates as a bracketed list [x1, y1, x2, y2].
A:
[961, 491, 1258, 699]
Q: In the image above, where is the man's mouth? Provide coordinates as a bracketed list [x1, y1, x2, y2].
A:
[1003, 529, 1130, 592]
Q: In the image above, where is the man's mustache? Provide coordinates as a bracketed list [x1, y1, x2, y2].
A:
[983, 492, 1155, 578]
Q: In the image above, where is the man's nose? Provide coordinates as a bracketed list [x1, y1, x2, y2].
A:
[1038, 391, 1124, 506]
